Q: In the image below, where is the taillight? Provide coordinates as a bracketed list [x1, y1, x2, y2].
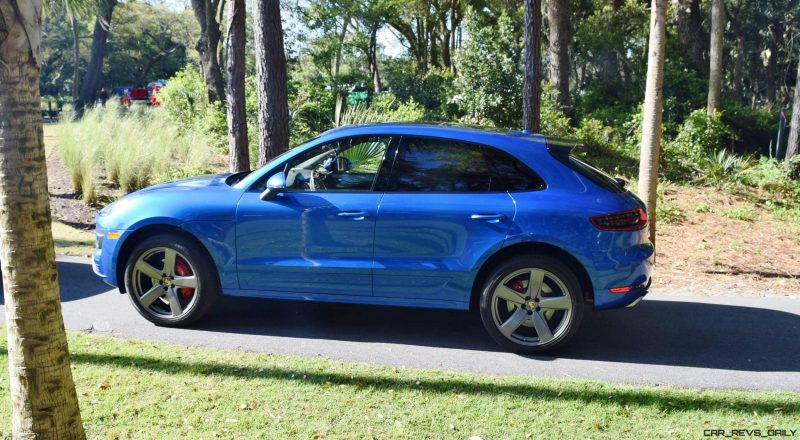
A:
[590, 208, 647, 231]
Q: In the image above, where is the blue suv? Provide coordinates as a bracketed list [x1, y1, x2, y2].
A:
[94, 124, 653, 353]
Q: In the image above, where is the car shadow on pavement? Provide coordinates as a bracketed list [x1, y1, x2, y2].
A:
[198, 296, 800, 373]
[0, 259, 111, 305]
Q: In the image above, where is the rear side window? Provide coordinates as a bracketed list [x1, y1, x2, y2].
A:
[484, 147, 546, 192]
[568, 154, 624, 193]
[388, 137, 491, 192]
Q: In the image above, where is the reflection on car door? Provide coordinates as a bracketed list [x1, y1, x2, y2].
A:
[235, 136, 394, 296]
[372, 136, 516, 303]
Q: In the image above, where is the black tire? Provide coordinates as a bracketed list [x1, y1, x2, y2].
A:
[479, 254, 584, 353]
[124, 233, 220, 326]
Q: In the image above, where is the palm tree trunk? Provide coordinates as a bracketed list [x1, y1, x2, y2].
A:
[253, 0, 290, 166]
[707, 0, 724, 113]
[0, 0, 86, 437]
[638, 0, 668, 247]
[522, 0, 542, 133]
[226, 0, 249, 171]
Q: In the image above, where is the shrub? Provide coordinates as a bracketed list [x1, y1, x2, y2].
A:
[157, 65, 207, 129]
[666, 109, 736, 163]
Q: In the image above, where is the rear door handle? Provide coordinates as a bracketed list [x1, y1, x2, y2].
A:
[471, 213, 505, 222]
[338, 211, 370, 220]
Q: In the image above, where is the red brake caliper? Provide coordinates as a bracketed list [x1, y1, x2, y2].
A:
[174, 257, 194, 299]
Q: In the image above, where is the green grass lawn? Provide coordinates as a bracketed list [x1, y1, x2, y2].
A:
[0, 331, 797, 439]
[51, 221, 95, 257]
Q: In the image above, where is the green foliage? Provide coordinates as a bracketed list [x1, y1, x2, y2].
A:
[338, 93, 424, 126]
[702, 149, 753, 182]
[452, 11, 521, 128]
[667, 109, 736, 162]
[157, 65, 208, 129]
[720, 105, 777, 156]
[720, 205, 758, 222]
[158, 65, 227, 154]
[57, 101, 212, 199]
[383, 59, 459, 120]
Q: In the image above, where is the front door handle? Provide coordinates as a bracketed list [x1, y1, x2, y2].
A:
[338, 211, 370, 220]
[470, 213, 505, 222]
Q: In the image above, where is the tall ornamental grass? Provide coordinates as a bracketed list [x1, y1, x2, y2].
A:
[58, 101, 211, 203]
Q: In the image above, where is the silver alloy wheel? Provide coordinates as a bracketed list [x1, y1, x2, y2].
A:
[490, 268, 574, 346]
[131, 247, 200, 319]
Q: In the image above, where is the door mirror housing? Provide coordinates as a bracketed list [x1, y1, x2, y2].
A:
[259, 172, 286, 201]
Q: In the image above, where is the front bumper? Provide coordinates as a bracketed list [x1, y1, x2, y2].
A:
[92, 227, 126, 288]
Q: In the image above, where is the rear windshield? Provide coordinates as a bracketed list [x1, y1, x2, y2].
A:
[568, 155, 624, 193]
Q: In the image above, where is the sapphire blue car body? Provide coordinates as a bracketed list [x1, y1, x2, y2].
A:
[94, 123, 653, 352]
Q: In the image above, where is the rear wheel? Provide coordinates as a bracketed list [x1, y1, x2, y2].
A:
[479, 255, 584, 353]
[124, 233, 220, 326]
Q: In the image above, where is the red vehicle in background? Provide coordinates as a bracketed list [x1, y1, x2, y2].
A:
[119, 80, 166, 108]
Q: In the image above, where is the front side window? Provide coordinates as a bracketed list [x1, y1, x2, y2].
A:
[283, 136, 390, 192]
[388, 137, 491, 192]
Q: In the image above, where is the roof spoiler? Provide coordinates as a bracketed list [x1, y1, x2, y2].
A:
[545, 137, 578, 163]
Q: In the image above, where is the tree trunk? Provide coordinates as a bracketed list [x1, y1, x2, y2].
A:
[786, 49, 800, 161]
[764, 29, 780, 106]
[638, 0, 668, 247]
[67, 0, 80, 102]
[191, 0, 225, 103]
[707, 0, 724, 113]
[226, 0, 249, 171]
[732, 30, 745, 103]
[0, 1, 86, 438]
[672, 0, 707, 75]
[253, 0, 290, 166]
[369, 27, 381, 93]
[546, 0, 570, 110]
[522, 0, 542, 133]
[333, 14, 350, 80]
[75, 0, 117, 114]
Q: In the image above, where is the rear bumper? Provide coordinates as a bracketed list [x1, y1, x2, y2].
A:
[590, 250, 653, 310]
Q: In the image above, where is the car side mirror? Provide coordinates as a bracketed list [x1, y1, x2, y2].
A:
[259, 172, 286, 201]
[614, 177, 627, 188]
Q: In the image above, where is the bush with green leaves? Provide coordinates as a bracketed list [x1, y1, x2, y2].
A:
[157, 65, 227, 153]
[383, 59, 460, 121]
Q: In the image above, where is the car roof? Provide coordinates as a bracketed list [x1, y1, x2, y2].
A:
[319, 122, 547, 147]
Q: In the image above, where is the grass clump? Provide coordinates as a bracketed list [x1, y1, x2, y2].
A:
[57, 101, 212, 199]
[720, 205, 758, 222]
[0, 330, 797, 439]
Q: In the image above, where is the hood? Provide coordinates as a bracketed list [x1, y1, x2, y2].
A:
[135, 173, 234, 193]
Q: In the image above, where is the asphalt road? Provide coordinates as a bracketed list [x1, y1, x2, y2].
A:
[1, 256, 798, 392]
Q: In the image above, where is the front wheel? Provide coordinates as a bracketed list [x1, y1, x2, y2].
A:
[479, 255, 584, 353]
[124, 233, 220, 326]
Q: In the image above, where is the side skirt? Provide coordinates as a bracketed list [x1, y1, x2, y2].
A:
[222, 289, 470, 311]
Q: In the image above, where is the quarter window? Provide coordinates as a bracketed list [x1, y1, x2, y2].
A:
[484, 147, 546, 191]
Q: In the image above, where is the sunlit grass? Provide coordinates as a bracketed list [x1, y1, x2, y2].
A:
[0, 331, 796, 439]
